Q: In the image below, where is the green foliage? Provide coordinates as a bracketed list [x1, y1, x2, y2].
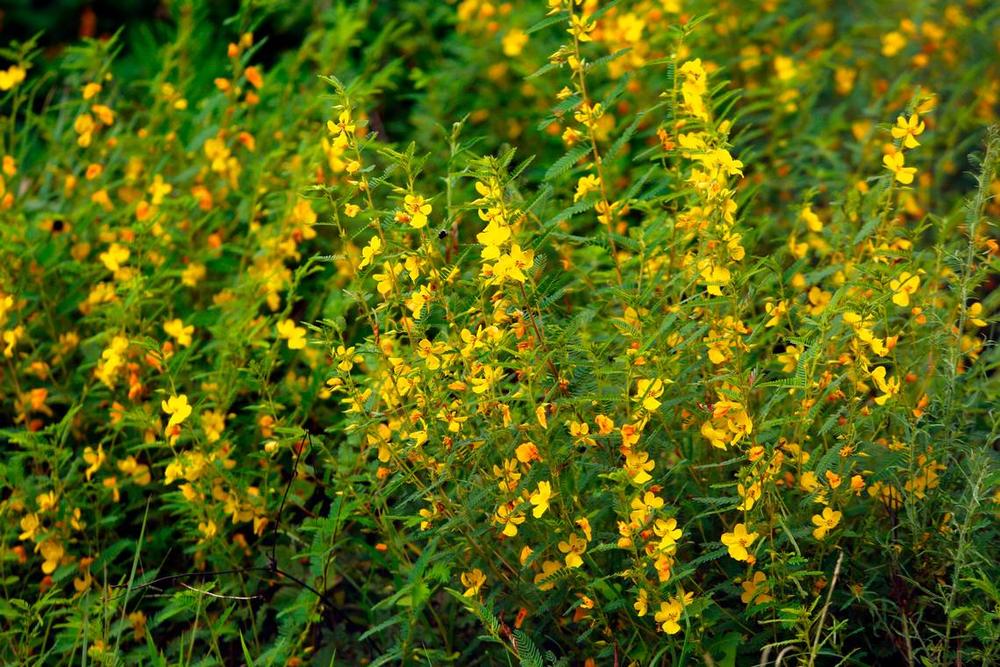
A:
[1, 1, 999, 665]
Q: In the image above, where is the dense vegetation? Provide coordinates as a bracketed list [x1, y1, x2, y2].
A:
[1, 1, 998, 665]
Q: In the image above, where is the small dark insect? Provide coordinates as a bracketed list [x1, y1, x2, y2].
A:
[438, 229, 448, 239]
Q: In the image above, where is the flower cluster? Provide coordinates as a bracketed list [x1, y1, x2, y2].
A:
[1, 1, 997, 665]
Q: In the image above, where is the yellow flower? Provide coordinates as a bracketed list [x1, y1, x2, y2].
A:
[161, 394, 193, 431]
[741, 571, 773, 604]
[530, 481, 553, 518]
[118, 456, 152, 485]
[374, 262, 403, 295]
[881, 31, 907, 57]
[774, 55, 797, 82]
[558, 532, 588, 568]
[634, 378, 668, 412]
[576, 517, 592, 542]
[499, 439, 530, 465]
[568, 14, 595, 42]
[567, 420, 596, 447]
[38, 538, 64, 574]
[200, 410, 226, 443]
[471, 365, 502, 394]
[811, 507, 842, 539]
[850, 474, 866, 496]
[799, 470, 820, 493]
[405, 285, 433, 320]
[698, 260, 731, 296]
[37, 490, 58, 512]
[574, 174, 601, 202]
[737, 482, 762, 511]
[535, 405, 548, 429]
[654, 598, 684, 634]
[653, 517, 682, 553]
[91, 104, 115, 125]
[892, 114, 925, 148]
[128, 611, 147, 641]
[883, 151, 916, 185]
[501, 28, 529, 57]
[777, 345, 800, 373]
[534, 560, 562, 591]
[721, 523, 758, 562]
[277, 319, 307, 350]
[99, 243, 130, 272]
[801, 206, 823, 232]
[634, 589, 649, 617]
[326, 109, 355, 136]
[0, 65, 27, 91]
[889, 271, 920, 307]
[477, 221, 511, 259]
[19, 513, 40, 541]
[492, 244, 535, 283]
[461, 568, 486, 597]
[494, 503, 525, 537]
[624, 450, 655, 485]
[359, 236, 382, 269]
[967, 302, 987, 327]
[403, 193, 431, 229]
[83, 445, 105, 481]
[182, 263, 206, 287]
[629, 490, 664, 524]
[335, 345, 363, 372]
[870, 366, 900, 405]
[163, 318, 194, 347]
[199, 519, 217, 540]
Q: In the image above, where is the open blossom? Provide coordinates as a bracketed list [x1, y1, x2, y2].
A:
[811, 507, 843, 540]
[634, 378, 668, 412]
[501, 28, 528, 57]
[0, 64, 27, 91]
[624, 449, 655, 485]
[889, 271, 920, 307]
[401, 193, 431, 228]
[870, 366, 900, 405]
[163, 319, 194, 347]
[162, 394, 192, 437]
[99, 243, 130, 272]
[492, 244, 534, 283]
[529, 481, 553, 518]
[494, 503, 525, 537]
[883, 151, 916, 184]
[892, 114, 925, 148]
[721, 523, 758, 562]
[654, 593, 693, 634]
[277, 319, 307, 350]
[37, 539, 64, 574]
[558, 532, 588, 568]
[741, 571, 774, 604]
[461, 568, 486, 597]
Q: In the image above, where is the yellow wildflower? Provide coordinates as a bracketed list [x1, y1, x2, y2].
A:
[161, 394, 193, 432]
[883, 151, 916, 185]
[558, 532, 587, 568]
[811, 507, 842, 540]
[163, 319, 194, 347]
[461, 568, 486, 597]
[277, 319, 307, 350]
[529, 481, 553, 518]
[892, 114, 925, 148]
[721, 523, 758, 562]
